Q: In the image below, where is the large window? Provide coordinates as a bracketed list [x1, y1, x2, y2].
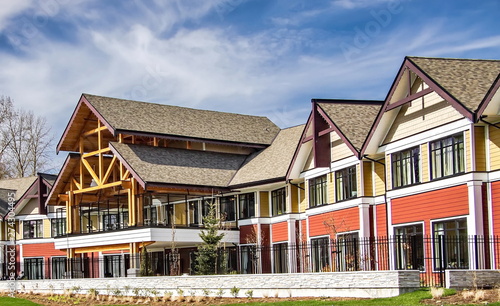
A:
[430, 134, 465, 179]
[334, 232, 359, 271]
[392, 147, 420, 188]
[23, 220, 43, 239]
[220, 196, 236, 221]
[394, 224, 424, 271]
[273, 243, 288, 273]
[51, 257, 66, 279]
[309, 175, 327, 207]
[24, 258, 43, 279]
[271, 188, 286, 216]
[433, 218, 468, 270]
[51, 218, 66, 237]
[239, 193, 255, 219]
[335, 166, 357, 201]
[311, 237, 330, 272]
[240, 245, 258, 274]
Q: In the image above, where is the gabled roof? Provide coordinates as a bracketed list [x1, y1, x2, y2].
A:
[58, 94, 280, 152]
[0, 188, 16, 216]
[109, 142, 248, 190]
[0, 176, 38, 201]
[316, 100, 383, 152]
[407, 57, 500, 113]
[230, 124, 305, 187]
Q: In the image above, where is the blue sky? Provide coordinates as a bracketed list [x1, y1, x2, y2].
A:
[0, 0, 499, 171]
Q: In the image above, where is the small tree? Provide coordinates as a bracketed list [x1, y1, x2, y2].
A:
[195, 201, 225, 274]
[140, 245, 152, 276]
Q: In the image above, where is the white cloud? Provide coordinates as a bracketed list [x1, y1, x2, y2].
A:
[332, 0, 398, 9]
[0, 0, 33, 31]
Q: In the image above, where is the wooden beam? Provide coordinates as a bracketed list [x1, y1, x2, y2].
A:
[72, 178, 82, 190]
[385, 87, 433, 111]
[73, 181, 123, 194]
[82, 126, 107, 137]
[81, 158, 101, 186]
[74, 243, 132, 254]
[82, 147, 111, 159]
[102, 156, 117, 184]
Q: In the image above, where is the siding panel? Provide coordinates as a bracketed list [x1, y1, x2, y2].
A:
[308, 207, 359, 237]
[272, 221, 288, 242]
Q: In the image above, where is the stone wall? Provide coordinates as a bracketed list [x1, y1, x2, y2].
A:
[445, 270, 500, 289]
[0, 271, 420, 298]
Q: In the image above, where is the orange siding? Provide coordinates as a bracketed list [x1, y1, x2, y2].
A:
[376, 203, 387, 237]
[239, 224, 258, 244]
[308, 207, 359, 238]
[391, 185, 469, 234]
[261, 224, 270, 245]
[491, 181, 500, 236]
[272, 221, 288, 242]
[22, 243, 65, 257]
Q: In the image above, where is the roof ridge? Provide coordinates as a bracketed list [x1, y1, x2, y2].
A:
[83, 93, 271, 120]
[313, 99, 384, 105]
[407, 56, 500, 62]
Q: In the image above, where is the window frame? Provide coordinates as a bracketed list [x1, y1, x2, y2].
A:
[335, 166, 357, 202]
[391, 146, 420, 188]
[271, 188, 286, 216]
[51, 217, 66, 237]
[23, 219, 44, 239]
[394, 223, 424, 271]
[220, 196, 236, 222]
[310, 236, 331, 272]
[309, 175, 328, 207]
[430, 133, 465, 180]
[238, 192, 255, 219]
[432, 218, 468, 270]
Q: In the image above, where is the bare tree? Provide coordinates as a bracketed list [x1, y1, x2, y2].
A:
[0, 96, 53, 178]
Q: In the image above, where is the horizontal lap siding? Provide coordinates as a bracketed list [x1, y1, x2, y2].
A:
[261, 224, 270, 245]
[239, 225, 257, 244]
[376, 204, 387, 237]
[491, 181, 500, 236]
[391, 185, 469, 234]
[308, 207, 359, 238]
[23, 243, 66, 257]
[272, 221, 288, 243]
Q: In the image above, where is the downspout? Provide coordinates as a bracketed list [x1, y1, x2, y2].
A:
[363, 155, 389, 237]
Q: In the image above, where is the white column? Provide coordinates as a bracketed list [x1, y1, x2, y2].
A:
[467, 180, 484, 236]
[358, 203, 371, 270]
[287, 218, 297, 273]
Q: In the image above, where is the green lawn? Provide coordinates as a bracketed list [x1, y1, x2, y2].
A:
[0, 296, 41, 306]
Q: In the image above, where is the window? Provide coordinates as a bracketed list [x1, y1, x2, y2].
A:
[309, 175, 327, 207]
[240, 245, 258, 274]
[24, 258, 43, 279]
[220, 196, 236, 221]
[430, 134, 465, 179]
[311, 237, 330, 272]
[271, 188, 286, 216]
[392, 147, 420, 188]
[23, 220, 43, 239]
[433, 218, 468, 269]
[51, 218, 66, 237]
[104, 255, 124, 277]
[273, 243, 288, 273]
[239, 193, 255, 219]
[51, 257, 66, 279]
[394, 224, 424, 271]
[334, 232, 359, 271]
[335, 166, 357, 201]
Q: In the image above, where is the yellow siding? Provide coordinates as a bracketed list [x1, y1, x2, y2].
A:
[374, 162, 385, 196]
[421, 143, 429, 183]
[383, 92, 463, 144]
[16, 221, 21, 240]
[299, 183, 306, 212]
[386, 154, 392, 190]
[291, 184, 299, 213]
[260, 191, 270, 217]
[489, 125, 500, 170]
[175, 202, 187, 225]
[363, 161, 373, 197]
[327, 172, 335, 204]
[356, 164, 361, 197]
[465, 130, 472, 172]
[43, 219, 51, 238]
[475, 126, 486, 171]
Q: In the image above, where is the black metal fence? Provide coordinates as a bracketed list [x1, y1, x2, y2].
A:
[15, 235, 500, 287]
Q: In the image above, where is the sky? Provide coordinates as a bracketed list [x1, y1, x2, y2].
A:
[0, 0, 499, 172]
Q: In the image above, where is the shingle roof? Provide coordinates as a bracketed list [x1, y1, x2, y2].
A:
[408, 57, 500, 112]
[230, 124, 305, 187]
[84, 94, 280, 146]
[109, 142, 248, 188]
[317, 101, 383, 151]
[0, 188, 15, 216]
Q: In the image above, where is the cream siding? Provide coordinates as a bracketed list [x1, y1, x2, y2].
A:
[383, 92, 464, 144]
[19, 199, 39, 215]
[43, 219, 51, 238]
[327, 172, 335, 204]
[421, 143, 429, 183]
[465, 130, 472, 172]
[303, 150, 315, 171]
[489, 125, 500, 170]
[356, 164, 361, 197]
[385, 154, 392, 190]
[331, 132, 354, 162]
